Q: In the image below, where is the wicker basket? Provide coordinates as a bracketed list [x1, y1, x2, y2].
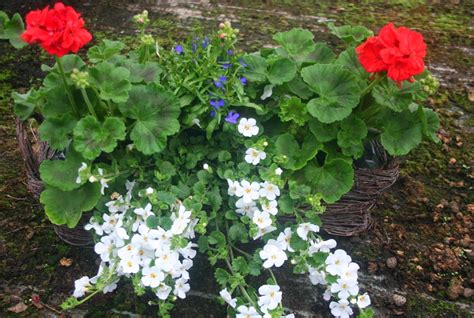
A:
[16, 118, 94, 246]
[320, 141, 399, 236]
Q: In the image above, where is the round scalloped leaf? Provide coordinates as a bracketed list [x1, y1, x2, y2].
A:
[39, 148, 87, 191]
[337, 116, 367, 148]
[40, 182, 101, 228]
[380, 110, 422, 156]
[308, 119, 339, 142]
[301, 64, 361, 123]
[87, 40, 125, 63]
[267, 58, 297, 85]
[303, 159, 354, 203]
[372, 81, 421, 112]
[118, 85, 180, 155]
[38, 113, 77, 150]
[420, 107, 440, 143]
[240, 55, 268, 82]
[73, 116, 126, 160]
[273, 28, 316, 57]
[89, 62, 131, 103]
[278, 96, 309, 126]
[275, 133, 322, 170]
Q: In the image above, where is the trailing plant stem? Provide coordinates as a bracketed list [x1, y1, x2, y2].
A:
[80, 87, 97, 118]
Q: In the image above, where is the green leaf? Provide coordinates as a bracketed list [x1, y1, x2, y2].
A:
[304, 159, 354, 203]
[420, 108, 440, 143]
[197, 236, 209, 253]
[125, 61, 162, 83]
[42, 86, 75, 118]
[2, 13, 26, 49]
[39, 148, 86, 191]
[228, 223, 249, 243]
[278, 194, 295, 214]
[308, 118, 338, 142]
[38, 114, 77, 150]
[214, 268, 231, 286]
[58, 55, 86, 73]
[241, 54, 268, 82]
[156, 191, 176, 205]
[87, 40, 125, 63]
[337, 47, 368, 81]
[13, 89, 41, 120]
[73, 116, 126, 160]
[40, 182, 101, 228]
[273, 28, 316, 57]
[208, 231, 226, 246]
[290, 233, 308, 251]
[358, 308, 375, 318]
[372, 81, 421, 112]
[302, 64, 361, 123]
[279, 96, 309, 126]
[380, 109, 422, 156]
[89, 62, 131, 103]
[232, 256, 249, 275]
[294, 42, 335, 65]
[118, 85, 180, 155]
[286, 75, 313, 99]
[328, 23, 373, 44]
[275, 133, 322, 170]
[288, 180, 311, 199]
[267, 58, 297, 85]
[337, 116, 367, 158]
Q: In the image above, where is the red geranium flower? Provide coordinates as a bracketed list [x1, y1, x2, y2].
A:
[356, 23, 426, 83]
[21, 2, 92, 57]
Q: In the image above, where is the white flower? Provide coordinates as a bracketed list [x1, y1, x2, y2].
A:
[94, 235, 115, 262]
[258, 284, 282, 311]
[275, 167, 283, 176]
[145, 187, 154, 195]
[73, 276, 91, 298]
[173, 259, 193, 280]
[171, 205, 192, 235]
[134, 203, 154, 220]
[141, 266, 165, 288]
[323, 286, 332, 301]
[118, 243, 139, 260]
[309, 239, 337, 254]
[308, 267, 327, 286]
[85, 217, 104, 236]
[102, 213, 122, 234]
[259, 182, 280, 201]
[261, 200, 278, 216]
[156, 283, 172, 300]
[260, 241, 287, 268]
[203, 163, 210, 171]
[296, 222, 320, 241]
[357, 293, 371, 309]
[76, 162, 88, 184]
[120, 256, 141, 274]
[340, 262, 360, 281]
[98, 169, 109, 195]
[253, 225, 276, 240]
[326, 249, 352, 276]
[245, 148, 266, 165]
[103, 280, 118, 294]
[174, 278, 190, 299]
[252, 210, 272, 229]
[235, 198, 257, 217]
[192, 118, 201, 128]
[178, 242, 197, 259]
[329, 299, 353, 318]
[236, 305, 261, 318]
[155, 248, 180, 272]
[219, 288, 237, 308]
[235, 180, 260, 203]
[330, 277, 359, 299]
[277, 228, 294, 252]
[238, 118, 259, 137]
[227, 179, 240, 196]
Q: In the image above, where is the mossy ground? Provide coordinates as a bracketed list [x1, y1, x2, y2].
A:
[0, 0, 472, 317]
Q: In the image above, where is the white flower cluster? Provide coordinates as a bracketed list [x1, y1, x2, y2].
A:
[73, 182, 198, 302]
[227, 179, 281, 241]
[308, 246, 371, 318]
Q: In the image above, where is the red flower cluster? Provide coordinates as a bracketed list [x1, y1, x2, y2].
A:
[356, 23, 426, 83]
[21, 2, 92, 57]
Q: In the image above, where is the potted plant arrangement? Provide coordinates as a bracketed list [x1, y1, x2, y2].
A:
[4, 2, 440, 317]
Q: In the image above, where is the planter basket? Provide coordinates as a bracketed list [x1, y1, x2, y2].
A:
[321, 141, 400, 236]
[16, 118, 94, 246]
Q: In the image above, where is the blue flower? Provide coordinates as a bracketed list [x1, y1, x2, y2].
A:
[222, 63, 231, 70]
[210, 99, 225, 109]
[202, 36, 209, 49]
[227, 49, 234, 56]
[214, 76, 227, 89]
[210, 110, 216, 117]
[240, 77, 247, 86]
[225, 111, 240, 124]
[175, 45, 183, 54]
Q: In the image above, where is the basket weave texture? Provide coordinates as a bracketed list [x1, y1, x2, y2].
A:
[16, 118, 94, 246]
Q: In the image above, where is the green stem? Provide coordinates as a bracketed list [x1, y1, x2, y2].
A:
[361, 75, 383, 97]
[56, 57, 79, 116]
[81, 88, 97, 118]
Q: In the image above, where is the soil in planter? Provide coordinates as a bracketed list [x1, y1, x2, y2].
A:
[0, 0, 473, 317]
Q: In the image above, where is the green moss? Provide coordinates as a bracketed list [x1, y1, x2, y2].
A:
[406, 295, 472, 318]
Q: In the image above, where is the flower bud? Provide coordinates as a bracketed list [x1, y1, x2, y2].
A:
[70, 68, 89, 89]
